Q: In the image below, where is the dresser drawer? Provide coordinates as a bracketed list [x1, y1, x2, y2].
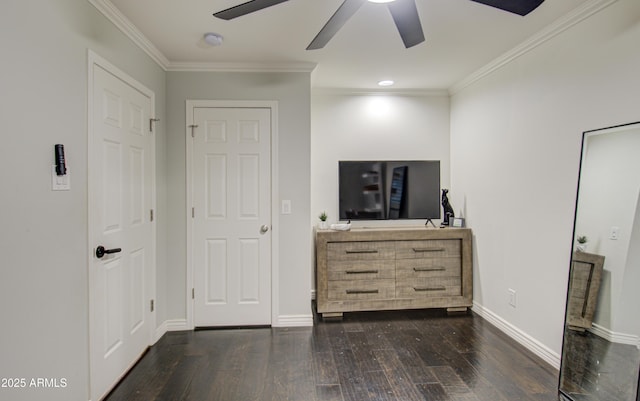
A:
[327, 259, 395, 281]
[327, 241, 395, 261]
[396, 258, 461, 279]
[396, 277, 462, 298]
[395, 240, 461, 259]
[328, 279, 395, 300]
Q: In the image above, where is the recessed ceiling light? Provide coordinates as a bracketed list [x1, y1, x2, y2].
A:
[368, 0, 396, 3]
[378, 80, 394, 87]
[203, 32, 224, 46]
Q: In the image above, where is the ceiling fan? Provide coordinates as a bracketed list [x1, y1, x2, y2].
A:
[213, 0, 545, 50]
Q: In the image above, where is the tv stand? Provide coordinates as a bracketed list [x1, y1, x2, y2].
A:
[424, 219, 437, 228]
[315, 227, 473, 319]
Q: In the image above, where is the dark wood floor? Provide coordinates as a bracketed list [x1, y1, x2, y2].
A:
[105, 308, 560, 401]
[560, 329, 640, 401]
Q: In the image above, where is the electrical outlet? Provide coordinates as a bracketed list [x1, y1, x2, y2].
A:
[610, 226, 619, 240]
[508, 289, 517, 308]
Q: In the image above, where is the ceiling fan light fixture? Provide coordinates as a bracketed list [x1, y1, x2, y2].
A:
[203, 32, 224, 46]
[378, 80, 394, 87]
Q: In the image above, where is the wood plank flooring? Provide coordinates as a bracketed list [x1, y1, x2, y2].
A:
[105, 308, 560, 401]
[560, 329, 640, 401]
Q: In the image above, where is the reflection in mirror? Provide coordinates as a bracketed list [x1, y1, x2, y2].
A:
[559, 122, 640, 401]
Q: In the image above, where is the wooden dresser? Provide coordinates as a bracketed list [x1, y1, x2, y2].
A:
[566, 251, 604, 331]
[315, 227, 473, 319]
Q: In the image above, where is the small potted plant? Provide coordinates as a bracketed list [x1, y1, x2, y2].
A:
[318, 211, 328, 230]
[576, 235, 588, 252]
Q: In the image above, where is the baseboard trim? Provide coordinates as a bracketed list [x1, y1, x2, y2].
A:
[166, 319, 189, 331]
[274, 314, 314, 327]
[590, 323, 640, 349]
[473, 301, 561, 370]
[153, 319, 188, 343]
[154, 319, 190, 342]
[154, 321, 167, 343]
[156, 315, 311, 336]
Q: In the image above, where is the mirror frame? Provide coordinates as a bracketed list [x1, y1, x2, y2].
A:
[558, 121, 640, 401]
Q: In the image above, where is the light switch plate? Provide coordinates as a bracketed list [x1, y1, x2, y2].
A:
[52, 165, 70, 191]
[508, 288, 517, 308]
[281, 200, 291, 214]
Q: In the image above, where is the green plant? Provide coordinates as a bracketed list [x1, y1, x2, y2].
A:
[319, 211, 327, 222]
[577, 235, 588, 244]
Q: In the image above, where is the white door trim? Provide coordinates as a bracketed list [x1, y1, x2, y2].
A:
[87, 49, 157, 396]
[186, 100, 279, 329]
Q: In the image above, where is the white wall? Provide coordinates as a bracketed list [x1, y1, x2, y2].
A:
[450, 0, 640, 359]
[311, 91, 451, 228]
[0, 1, 167, 400]
[165, 71, 312, 324]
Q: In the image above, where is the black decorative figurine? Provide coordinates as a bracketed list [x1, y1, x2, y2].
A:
[441, 189, 455, 227]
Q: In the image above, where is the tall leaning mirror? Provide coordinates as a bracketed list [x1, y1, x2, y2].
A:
[559, 122, 640, 401]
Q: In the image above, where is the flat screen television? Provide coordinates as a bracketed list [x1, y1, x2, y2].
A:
[338, 160, 441, 221]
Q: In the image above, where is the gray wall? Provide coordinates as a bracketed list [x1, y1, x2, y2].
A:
[0, 1, 166, 400]
[165, 71, 312, 322]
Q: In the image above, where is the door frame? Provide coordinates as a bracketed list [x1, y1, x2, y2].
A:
[87, 50, 157, 397]
[185, 100, 279, 329]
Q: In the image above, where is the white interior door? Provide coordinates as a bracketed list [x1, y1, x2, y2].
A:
[89, 58, 155, 401]
[192, 106, 272, 327]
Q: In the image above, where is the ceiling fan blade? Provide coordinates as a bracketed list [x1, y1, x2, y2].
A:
[387, 0, 425, 48]
[213, 0, 289, 20]
[306, 0, 366, 50]
[469, 0, 544, 16]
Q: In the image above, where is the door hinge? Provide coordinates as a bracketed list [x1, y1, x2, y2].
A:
[150, 299, 155, 312]
[150, 118, 160, 132]
[188, 124, 198, 138]
[192, 288, 195, 299]
[150, 209, 154, 222]
[192, 207, 195, 218]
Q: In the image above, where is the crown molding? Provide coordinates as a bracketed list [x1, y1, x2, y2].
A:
[311, 87, 450, 97]
[88, 0, 171, 69]
[166, 61, 317, 73]
[449, 0, 620, 95]
[90, 0, 620, 91]
[88, 0, 316, 74]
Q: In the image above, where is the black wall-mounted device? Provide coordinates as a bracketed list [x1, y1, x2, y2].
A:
[55, 144, 66, 176]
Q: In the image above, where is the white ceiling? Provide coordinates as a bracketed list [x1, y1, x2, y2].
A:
[106, 0, 589, 90]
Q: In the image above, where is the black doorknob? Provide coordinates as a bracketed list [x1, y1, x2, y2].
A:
[96, 245, 122, 259]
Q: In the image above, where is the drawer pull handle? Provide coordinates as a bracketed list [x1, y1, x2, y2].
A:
[346, 289, 379, 294]
[346, 270, 379, 275]
[345, 250, 379, 254]
[412, 247, 445, 253]
[414, 286, 446, 292]
[413, 267, 446, 272]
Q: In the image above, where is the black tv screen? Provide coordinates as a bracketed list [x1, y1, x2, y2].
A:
[338, 160, 441, 221]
